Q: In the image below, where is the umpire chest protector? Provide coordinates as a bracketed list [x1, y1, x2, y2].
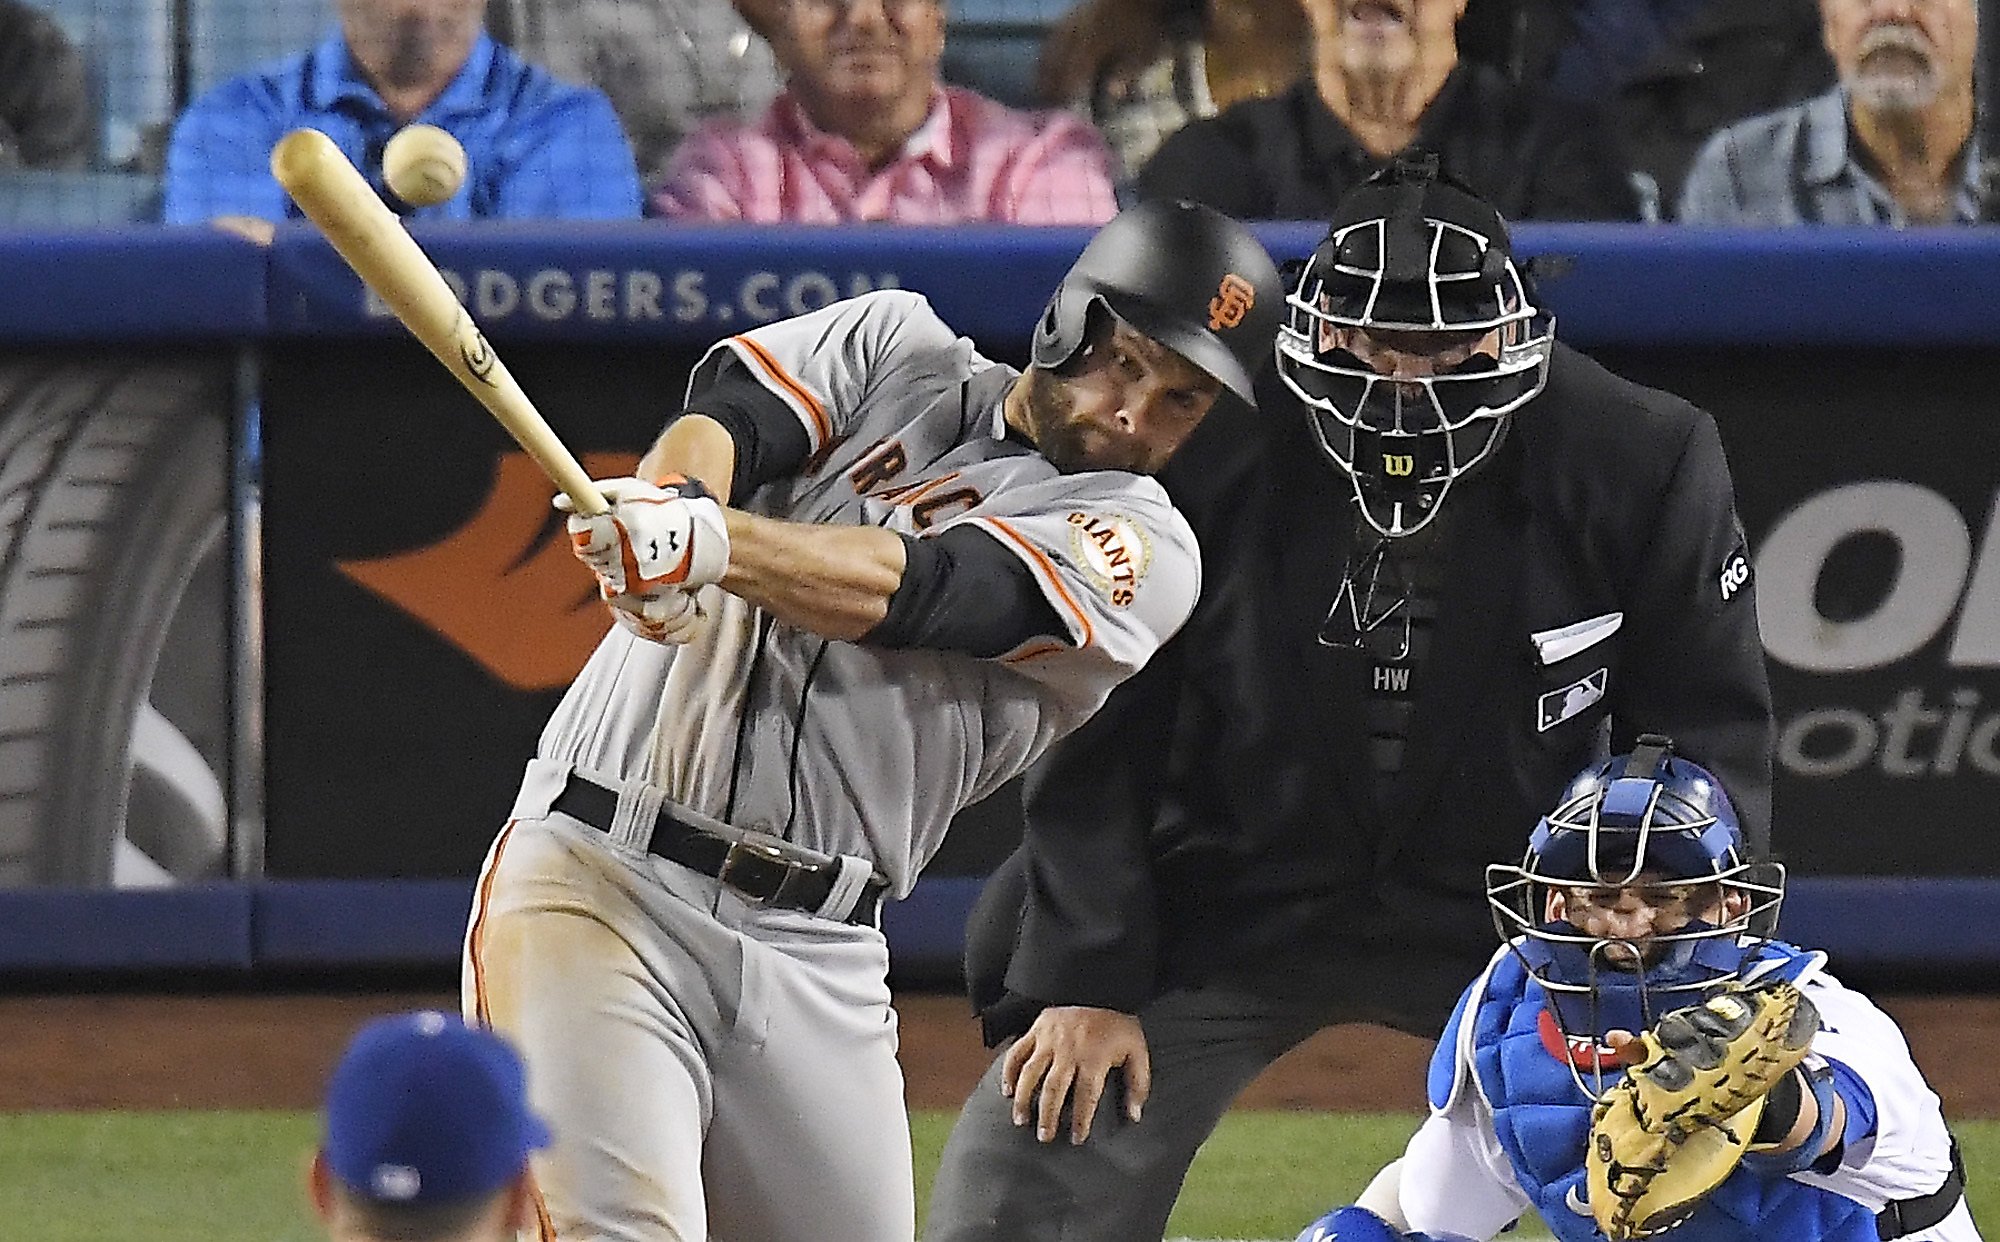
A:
[1447, 949, 1879, 1242]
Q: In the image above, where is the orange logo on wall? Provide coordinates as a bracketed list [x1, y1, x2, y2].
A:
[1207, 273, 1256, 331]
[336, 451, 638, 691]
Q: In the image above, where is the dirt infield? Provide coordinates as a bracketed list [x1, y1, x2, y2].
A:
[2, 990, 1996, 1116]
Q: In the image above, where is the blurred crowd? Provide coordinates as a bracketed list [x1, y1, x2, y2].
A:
[0, 0, 1985, 227]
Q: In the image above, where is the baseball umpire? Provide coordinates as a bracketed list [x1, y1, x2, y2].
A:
[1295, 737, 1977, 1242]
[461, 200, 1283, 1241]
[925, 156, 1775, 1241]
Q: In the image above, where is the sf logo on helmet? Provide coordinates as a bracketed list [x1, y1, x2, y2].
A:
[1207, 274, 1256, 331]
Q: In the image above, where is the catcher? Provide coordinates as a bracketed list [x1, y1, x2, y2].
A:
[1297, 736, 1978, 1242]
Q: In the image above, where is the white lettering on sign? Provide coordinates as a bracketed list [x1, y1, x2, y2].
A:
[1778, 687, 2000, 779]
[1755, 481, 2000, 781]
[1755, 481, 2000, 672]
[363, 270, 901, 329]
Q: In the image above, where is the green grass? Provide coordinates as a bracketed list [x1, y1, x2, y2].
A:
[0, 1111, 323, 1241]
[0, 1110, 1991, 1241]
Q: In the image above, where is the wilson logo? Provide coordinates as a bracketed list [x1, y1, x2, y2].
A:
[1207, 273, 1256, 331]
[1382, 453, 1415, 477]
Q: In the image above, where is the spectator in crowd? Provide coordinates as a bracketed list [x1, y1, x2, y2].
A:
[653, 0, 1118, 222]
[0, 0, 95, 170]
[1035, 0, 1310, 183]
[310, 1011, 550, 1242]
[1679, 0, 1979, 225]
[162, 0, 641, 230]
[1134, 0, 1639, 220]
[1456, 0, 1836, 219]
[492, 0, 784, 183]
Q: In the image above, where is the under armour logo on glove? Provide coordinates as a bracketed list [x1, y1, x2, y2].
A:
[557, 475, 730, 597]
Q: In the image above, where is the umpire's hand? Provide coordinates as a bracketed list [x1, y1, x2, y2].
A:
[1001, 1005, 1150, 1144]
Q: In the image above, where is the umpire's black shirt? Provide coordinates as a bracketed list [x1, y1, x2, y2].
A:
[967, 343, 1773, 1041]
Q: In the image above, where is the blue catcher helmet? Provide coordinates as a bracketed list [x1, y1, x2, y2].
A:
[1485, 735, 1785, 1097]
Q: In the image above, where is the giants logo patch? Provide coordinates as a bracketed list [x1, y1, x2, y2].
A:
[1208, 274, 1256, 331]
[1067, 512, 1152, 607]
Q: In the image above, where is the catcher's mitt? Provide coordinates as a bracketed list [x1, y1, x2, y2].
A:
[1584, 980, 1820, 1239]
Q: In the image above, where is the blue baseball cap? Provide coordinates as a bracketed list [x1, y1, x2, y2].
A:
[323, 1011, 551, 1205]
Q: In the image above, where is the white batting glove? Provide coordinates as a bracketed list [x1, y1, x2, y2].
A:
[557, 475, 730, 596]
[606, 587, 705, 645]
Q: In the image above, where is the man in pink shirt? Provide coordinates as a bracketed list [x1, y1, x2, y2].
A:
[652, 0, 1118, 223]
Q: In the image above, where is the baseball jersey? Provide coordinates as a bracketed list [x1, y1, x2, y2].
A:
[1394, 946, 1977, 1241]
[536, 289, 1200, 895]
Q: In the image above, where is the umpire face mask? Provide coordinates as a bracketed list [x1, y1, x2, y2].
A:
[1276, 191, 1554, 538]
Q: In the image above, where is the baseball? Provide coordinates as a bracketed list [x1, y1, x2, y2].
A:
[382, 124, 467, 208]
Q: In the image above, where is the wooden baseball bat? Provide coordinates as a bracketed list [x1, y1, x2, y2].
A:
[269, 127, 608, 516]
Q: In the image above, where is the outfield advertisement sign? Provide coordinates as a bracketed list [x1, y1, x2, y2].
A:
[247, 337, 2000, 880]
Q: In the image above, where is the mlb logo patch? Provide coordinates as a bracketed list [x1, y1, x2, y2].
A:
[1537, 668, 1607, 731]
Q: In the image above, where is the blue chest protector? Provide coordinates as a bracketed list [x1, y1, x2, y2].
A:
[1431, 944, 1880, 1242]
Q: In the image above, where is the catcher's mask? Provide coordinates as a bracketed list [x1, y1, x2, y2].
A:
[1486, 735, 1785, 1097]
[1276, 154, 1553, 538]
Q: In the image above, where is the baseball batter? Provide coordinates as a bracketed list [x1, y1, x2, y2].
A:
[1297, 739, 1978, 1242]
[460, 201, 1283, 1242]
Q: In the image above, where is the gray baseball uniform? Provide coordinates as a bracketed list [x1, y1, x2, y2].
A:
[463, 289, 1201, 1242]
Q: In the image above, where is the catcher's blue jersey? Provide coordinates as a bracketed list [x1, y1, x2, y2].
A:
[1452, 947, 1879, 1242]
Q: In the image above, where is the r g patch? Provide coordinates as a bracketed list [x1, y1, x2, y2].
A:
[1719, 548, 1752, 602]
[1067, 511, 1152, 607]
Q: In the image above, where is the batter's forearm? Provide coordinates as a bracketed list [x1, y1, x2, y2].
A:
[640, 413, 738, 503]
[719, 510, 906, 640]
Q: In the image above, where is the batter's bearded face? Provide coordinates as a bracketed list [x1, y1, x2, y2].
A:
[1023, 320, 1222, 474]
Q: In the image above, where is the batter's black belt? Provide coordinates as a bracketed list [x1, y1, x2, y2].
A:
[1877, 1137, 1965, 1239]
[551, 774, 888, 927]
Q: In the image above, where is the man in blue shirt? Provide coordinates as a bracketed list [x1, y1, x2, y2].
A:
[163, 0, 641, 226]
[1677, 0, 1980, 225]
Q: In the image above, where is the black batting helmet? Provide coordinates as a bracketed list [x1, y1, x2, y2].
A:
[1032, 200, 1283, 405]
[1277, 155, 1554, 537]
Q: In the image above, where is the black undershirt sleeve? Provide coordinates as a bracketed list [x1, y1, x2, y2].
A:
[681, 352, 812, 497]
[864, 525, 1070, 658]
